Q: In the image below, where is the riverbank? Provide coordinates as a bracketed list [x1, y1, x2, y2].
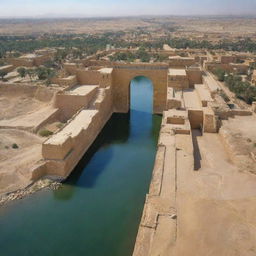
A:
[0, 178, 61, 206]
[0, 76, 161, 256]
[133, 94, 256, 256]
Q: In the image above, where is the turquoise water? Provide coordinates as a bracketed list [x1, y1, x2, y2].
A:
[0, 76, 161, 256]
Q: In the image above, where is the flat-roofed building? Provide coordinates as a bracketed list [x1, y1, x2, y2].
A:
[220, 55, 237, 64]
[168, 68, 189, 89]
[168, 56, 196, 68]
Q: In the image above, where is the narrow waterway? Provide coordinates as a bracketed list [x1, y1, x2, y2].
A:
[0, 76, 161, 256]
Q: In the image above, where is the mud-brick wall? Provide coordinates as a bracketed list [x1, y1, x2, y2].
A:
[7, 58, 34, 67]
[169, 58, 196, 68]
[99, 73, 112, 88]
[0, 65, 15, 73]
[203, 108, 217, 133]
[64, 64, 79, 75]
[204, 63, 232, 73]
[52, 76, 77, 88]
[0, 83, 56, 102]
[42, 87, 113, 178]
[186, 70, 203, 88]
[54, 88, 97, 121]
[252, 102, 256, 113]
[168, 76, 189, 89]
[112, 64, 168, 114]
[188, 109, 203, 129]
[76, 70, 101, 85]
[34, 55, 51, 66]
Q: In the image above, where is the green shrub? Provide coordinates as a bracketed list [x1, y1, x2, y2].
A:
[39, 129, 53, 137]
[56, 123, 64, 129]
[12, 143, 19, 149]
[0, 70, 7, 80]
[214, 68, 225, 82]
[220, 91, 230, 102]
[17, 67, 26, 78]
[224, 74, 256, 104]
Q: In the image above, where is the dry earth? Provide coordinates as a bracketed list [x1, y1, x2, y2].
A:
[0, 17, 255, 37]
[0, 84, 57, 196]
[0, 18, 151, 35]
[171, 130, 256, 256]
[0, 129, 43, 195]
[0, 91, 56, 130]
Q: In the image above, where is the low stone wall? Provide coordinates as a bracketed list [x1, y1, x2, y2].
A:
[133, 119, 194, 256]
[54, 87, 98, 121]
[0, 65, 15, 73]
[33, 109, 60, 133]
[188, 109, 203, 129]
[204, 62, 232, 73]
[168, 58, 196, 68]
[230, 109, 252, 116]
[7, 58, 34, 67]
[0, 83, 57, 102]
[64, 63, 80, 75]
[252, 102, 256, 113]
[76, 70, 101, 85]
[186, 69, 203, 87]
[168, 76, 189, 90]
[52, 76, 77, 88]
[33, 55, 51, 66]
[203, 107, 217, 133]
[40, 86, 113, 179]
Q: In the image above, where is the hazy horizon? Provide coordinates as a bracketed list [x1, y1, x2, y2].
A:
[0, 0, 256, 18]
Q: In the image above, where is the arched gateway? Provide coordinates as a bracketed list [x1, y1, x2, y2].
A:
[112, 63, 168, 114]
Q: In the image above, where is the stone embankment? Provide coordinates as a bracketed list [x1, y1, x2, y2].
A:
[0, 179, 61, 206]
[133, 69, 256, 256]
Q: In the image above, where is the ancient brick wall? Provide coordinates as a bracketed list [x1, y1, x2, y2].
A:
[112, 63, 168, 113]
[76, 70, 101, 85]
[186, 69, 203, 88]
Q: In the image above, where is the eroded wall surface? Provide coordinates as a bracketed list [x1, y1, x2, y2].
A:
[112, 63, 168, 114]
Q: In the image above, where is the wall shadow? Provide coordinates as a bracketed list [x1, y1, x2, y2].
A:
[191, 129, 202, 171]
[53, 113, 131, 200]
[68, 113, 130, 185]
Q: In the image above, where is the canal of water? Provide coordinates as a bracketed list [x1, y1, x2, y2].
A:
[0, 76, 162, 256]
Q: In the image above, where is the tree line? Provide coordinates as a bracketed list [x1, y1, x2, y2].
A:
[214, 68, 256, 104]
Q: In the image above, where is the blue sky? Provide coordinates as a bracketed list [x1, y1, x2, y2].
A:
[0, 0, 256, 17]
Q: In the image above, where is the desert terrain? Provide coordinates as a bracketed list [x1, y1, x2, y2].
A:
[0, 16, 255, 40]
[0, 15, 256, 256]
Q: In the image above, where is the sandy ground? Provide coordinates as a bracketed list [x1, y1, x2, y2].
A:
[0, 129, 43, 195]
[0, 86, 57, 196]
[172, 131, 256, 256]
[0, 95, 44, 120]
[135, 115, 256, 256]
[0, 18, 151, 35]
[0, 17, 255, 39]
[0, 94, 56, 130]
[220, 115, 256, 174]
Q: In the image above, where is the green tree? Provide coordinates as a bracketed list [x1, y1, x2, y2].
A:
[224, 74, 256, 104]
[26, 69, 36, 81]
[0, 70, 7, 80]
[17, 67, 26, 78]
[45, 69, 56, 86]
[214, 68, 226, 82]
[136, 48, 150, 62]
[36, 67, 56, 82]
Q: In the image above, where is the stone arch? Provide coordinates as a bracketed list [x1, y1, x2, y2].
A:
[112, 64, 168, 114]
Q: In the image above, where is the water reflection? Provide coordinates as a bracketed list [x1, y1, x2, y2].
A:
[0, 76, 162, 256]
